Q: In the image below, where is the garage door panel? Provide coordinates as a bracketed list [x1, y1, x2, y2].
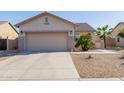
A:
[26, 32, 67, 51]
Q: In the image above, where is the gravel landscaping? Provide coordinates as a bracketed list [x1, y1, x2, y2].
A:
[0, 50, 18, 61]
[71, 53, 124, 78]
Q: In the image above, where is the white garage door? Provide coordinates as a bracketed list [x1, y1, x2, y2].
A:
[26, 32, 68, 51]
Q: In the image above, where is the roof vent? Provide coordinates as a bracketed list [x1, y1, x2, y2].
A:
[44, 17, 49, 25]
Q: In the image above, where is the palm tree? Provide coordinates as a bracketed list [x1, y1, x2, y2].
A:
[97, 25, 112, 48]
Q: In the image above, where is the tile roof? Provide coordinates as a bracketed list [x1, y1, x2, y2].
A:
[0, 21, 8, 25]
[76, 23, 96, 32]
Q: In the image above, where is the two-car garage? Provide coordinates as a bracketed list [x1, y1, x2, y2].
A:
[26, 32, 68, 52]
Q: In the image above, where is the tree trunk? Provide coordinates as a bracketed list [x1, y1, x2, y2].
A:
[103, 36, 106, 48]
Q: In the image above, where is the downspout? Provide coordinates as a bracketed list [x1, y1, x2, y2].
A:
[6, 36, 9, 50]
[73, 25, 77, 51]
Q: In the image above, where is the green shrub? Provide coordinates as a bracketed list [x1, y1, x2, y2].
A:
[75, 34, 94, 51]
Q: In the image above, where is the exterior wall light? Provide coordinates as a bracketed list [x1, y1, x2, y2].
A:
[20, 31, 23, 35]
[70, 31, 73, 35]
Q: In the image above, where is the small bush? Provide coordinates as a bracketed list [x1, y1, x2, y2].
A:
[75, 34, 94, 51]
[114, 46, 121, 51]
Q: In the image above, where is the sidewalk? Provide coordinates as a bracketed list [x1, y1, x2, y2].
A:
[80, 78, 124, 81]
[72, 49, 118, 54]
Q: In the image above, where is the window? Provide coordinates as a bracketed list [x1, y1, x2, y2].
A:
[117, 37, 120, 42]
[87, 33, 91, 35]
[44, 17, 49, 24]
[75, 35, 80, 41]
[70, 31, 73, 35]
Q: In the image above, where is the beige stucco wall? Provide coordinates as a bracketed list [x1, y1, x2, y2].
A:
[18, 34, 25, 51]
[0, 23, 18, 39]
[115, 37, 124, 47]
[111, 24, 124, 38]
[111, 24, 124, 47]
[0, 23, 18, 50]
[19, 15, 75, 32]
[18, 14, 75, 51]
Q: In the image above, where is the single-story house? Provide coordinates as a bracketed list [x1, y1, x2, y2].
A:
[0, 21, 18, 50]
[15, 12, 96, 52]
[111, 22, 124, 47]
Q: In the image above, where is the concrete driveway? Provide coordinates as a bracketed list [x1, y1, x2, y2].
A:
[0, 52, 79, 80]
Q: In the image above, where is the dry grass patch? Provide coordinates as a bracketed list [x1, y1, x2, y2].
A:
[0, 56, 10, 61]
[118, 50, 124, 53]
[71, 53, 124, 78]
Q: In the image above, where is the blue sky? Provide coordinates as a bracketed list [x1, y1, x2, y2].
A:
[0, 11, 124, 29]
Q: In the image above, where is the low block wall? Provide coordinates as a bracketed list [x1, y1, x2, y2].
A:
[8, 38, 18, 50]
[106, 37, 116, 47]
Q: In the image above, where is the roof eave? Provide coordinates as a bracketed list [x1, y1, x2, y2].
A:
[8, 22, 19, 34]
[111, 22, 124, 33]
[76, 30, 96, 32]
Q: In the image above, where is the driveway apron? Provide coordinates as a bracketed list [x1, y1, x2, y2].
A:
[0, 52, 79, 80]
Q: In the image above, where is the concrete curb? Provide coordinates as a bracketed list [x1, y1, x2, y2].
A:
[71, 52, 118, 54]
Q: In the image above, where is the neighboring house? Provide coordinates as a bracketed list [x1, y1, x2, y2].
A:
[111, 22, 124, 47]
[15, 12, 96, 52]
[0, 21, 18, 50]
